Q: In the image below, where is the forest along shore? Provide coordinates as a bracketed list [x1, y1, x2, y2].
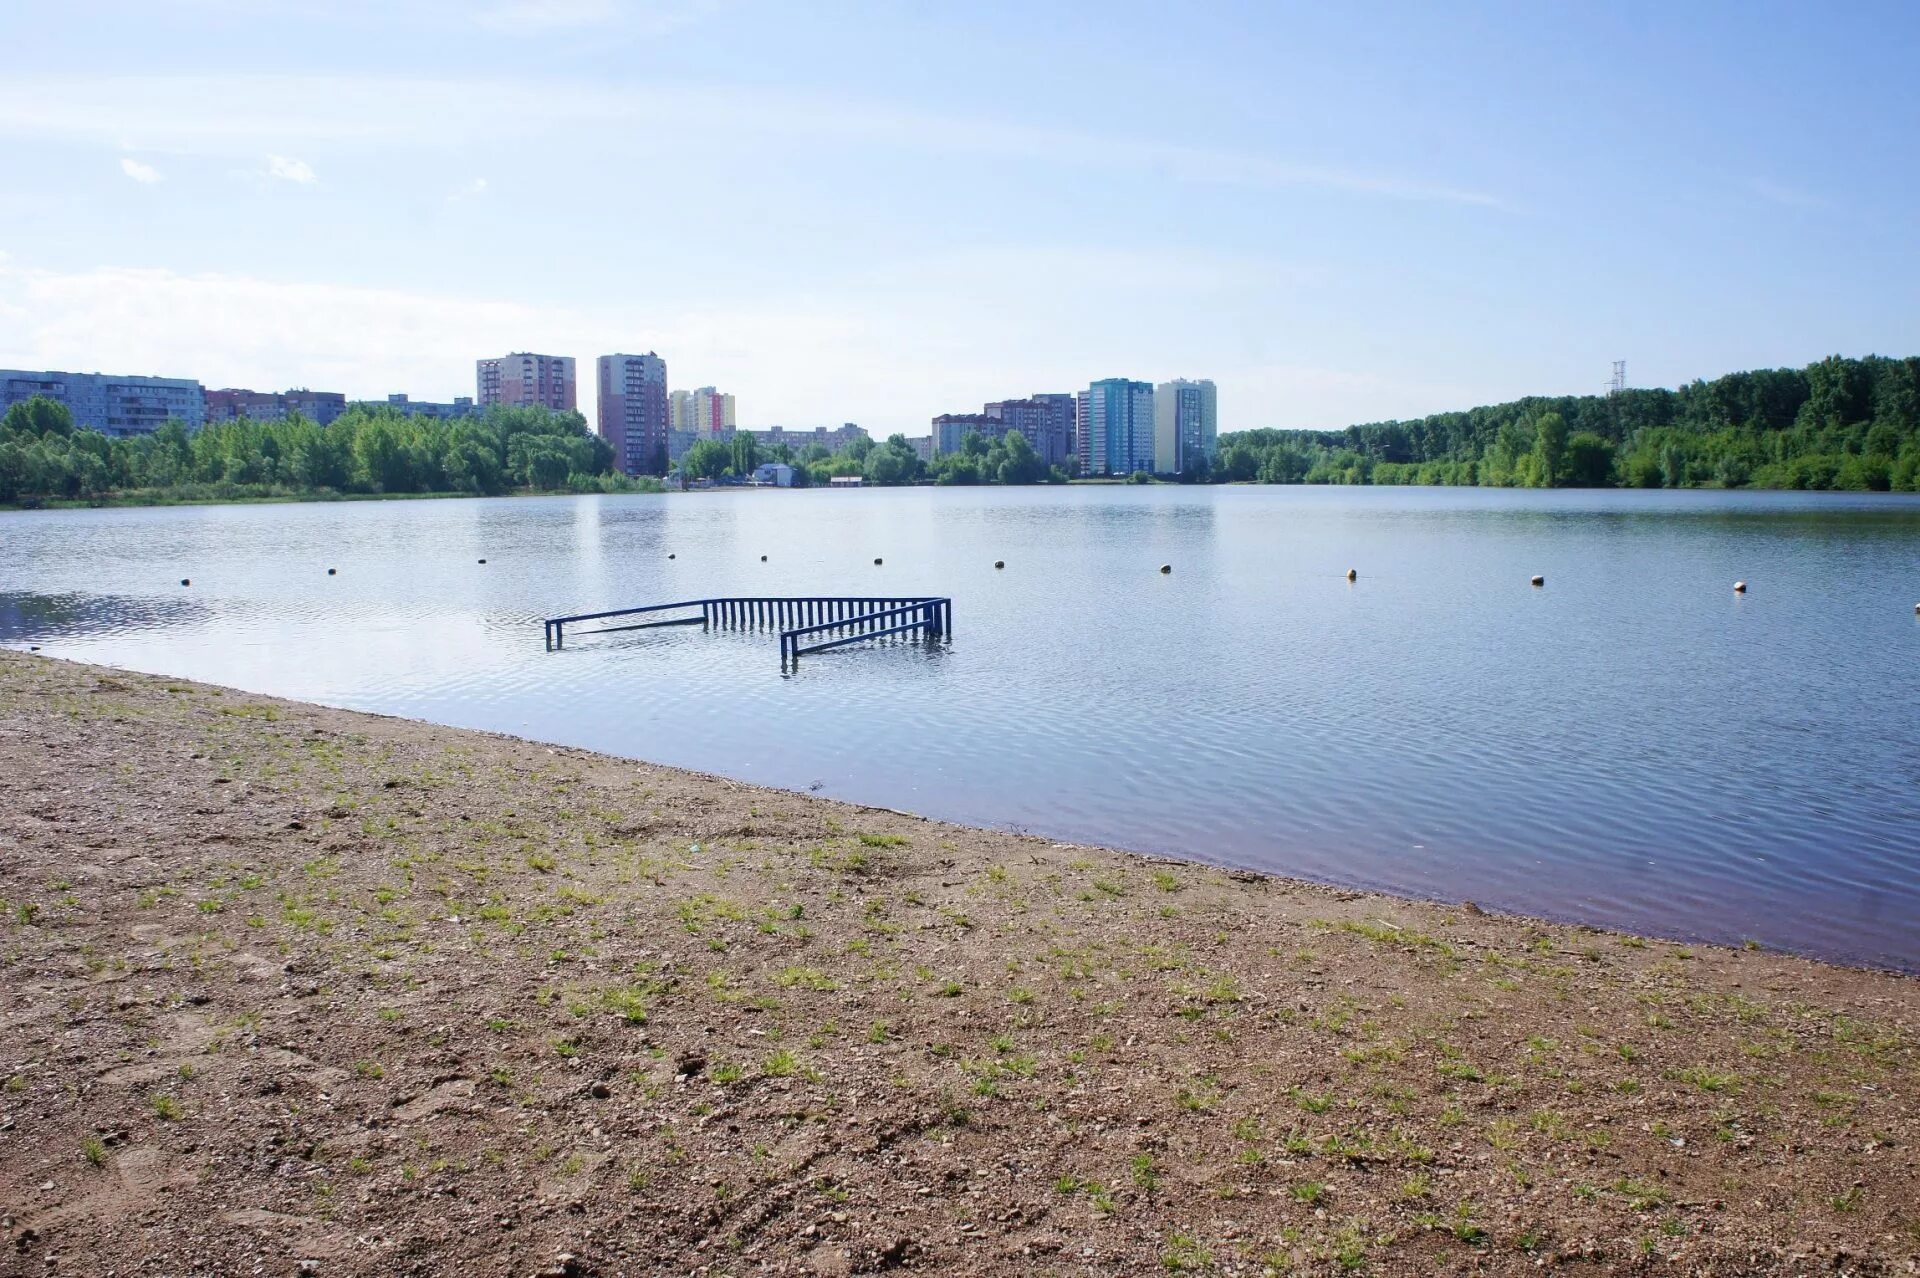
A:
[0, 651, 1914, 1277]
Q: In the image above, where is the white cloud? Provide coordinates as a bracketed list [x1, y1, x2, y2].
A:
[265, 154, 318, 184]
[119, 157, 163, 184]
[0, 259, 875, 429]
[448, 177, 489, 201]
[0, 75, 1502, 208]
[0, 254, 1476, 434]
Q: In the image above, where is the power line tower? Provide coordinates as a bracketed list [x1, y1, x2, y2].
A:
[1607, 360, 1627, 396]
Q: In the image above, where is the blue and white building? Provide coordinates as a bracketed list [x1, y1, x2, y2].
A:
[1077, 378, 1155, 475]
[1, 368, 205, 436]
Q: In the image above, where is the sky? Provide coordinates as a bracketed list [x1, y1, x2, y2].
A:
[2, 0, 1917, 436]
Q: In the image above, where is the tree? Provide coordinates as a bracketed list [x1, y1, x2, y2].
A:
[1563, 432, 1616, 487]
[1531, 413, 1569, 487]
[863, 435, 922, 486]
[2, 395, 75, 438]
[729, 431, 760, 476]
[678, 438, 732, 480]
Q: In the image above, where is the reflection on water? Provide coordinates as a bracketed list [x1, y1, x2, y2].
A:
[4, 486, 1919, 970]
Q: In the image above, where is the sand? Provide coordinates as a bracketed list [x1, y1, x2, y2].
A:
[0, 650, 1914, 1276]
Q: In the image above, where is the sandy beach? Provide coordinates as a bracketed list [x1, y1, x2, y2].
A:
[0, 649, 1914, 1276]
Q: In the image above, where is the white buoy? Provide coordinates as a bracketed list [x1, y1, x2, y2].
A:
[1159, 564, 1172, 574]
[1733, 581, 1747, 594]
[1530, 575, 1545, 587]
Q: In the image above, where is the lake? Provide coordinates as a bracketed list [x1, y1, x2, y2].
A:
[5, 485, 1919, 970]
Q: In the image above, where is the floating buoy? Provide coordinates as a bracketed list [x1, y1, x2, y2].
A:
[477, 558, 487, 565]
[874, 558, 883, 566]
[1345, 568, 1357, 582]
[179, 578, 190, 587]
[760, 555, 768, 562]
[668, 553, 676, 560]
[1159, 564, 1172, 574]
[1733, 581, 1747, 593]
[1530, 575, 1545, 587]
[994, 560, 1004, 569]
[327, 568, 336, 576]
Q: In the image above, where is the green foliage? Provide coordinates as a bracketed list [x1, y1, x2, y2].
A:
[1213, 354, 1920, 492]
[0, 397, 649, 505]
[784, 428, 1060, 489]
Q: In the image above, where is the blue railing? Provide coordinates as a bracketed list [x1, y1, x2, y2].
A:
[543, 596, 951, 662]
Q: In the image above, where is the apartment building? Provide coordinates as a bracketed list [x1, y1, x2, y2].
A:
[477, 352, 577, 412]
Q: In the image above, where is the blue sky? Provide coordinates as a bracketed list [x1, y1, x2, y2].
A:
[1, 1, 1916, 435]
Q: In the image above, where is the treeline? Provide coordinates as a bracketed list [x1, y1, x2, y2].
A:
[0, 396, 658, 504]
[678, 427, 1065, 487]
[1214, 354, 1920, 491]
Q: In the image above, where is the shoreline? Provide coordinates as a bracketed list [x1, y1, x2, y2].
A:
[0, 651, 1914, 1275]
[10, 481, 1920, 516]
[12, 644, 1909, 979]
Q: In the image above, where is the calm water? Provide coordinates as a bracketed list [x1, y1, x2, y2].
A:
[4, 486, 1919, 970]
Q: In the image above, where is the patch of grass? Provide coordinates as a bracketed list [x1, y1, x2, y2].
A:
[1131, 1155, 1160, 1192]
[1292, 1087, 1335, 1114]
[1674, 1066, 1739, 1093]
[354, 1060, 384, 1079]
[856, 833, 907, 848]
[1162, 1233, 1212, 1273]
[775, 965, 836, 991]
[1291, 1181, 1325, 1205]
[149, 1094, 182, 1121]
[1614, 1176, 1670, 1211]
[82, 1136, 107, 1166]
[1176, 1077, 1222, 1112]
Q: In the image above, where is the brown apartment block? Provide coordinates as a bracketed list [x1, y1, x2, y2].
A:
[476, 353, 577, 413]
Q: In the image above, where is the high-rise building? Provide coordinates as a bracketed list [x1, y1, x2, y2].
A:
[204, 387, 347, 426]
[477, 352, 577, 412]
[596, 353, 669, 476]
[688, 387, 736, 438]
[1154, 379, 1218, 473]
[984, 393, 1075, 468]
[1079, 378, 1155, 475]
[931, 412, 1005, 456]
[1, 368, 204, 437]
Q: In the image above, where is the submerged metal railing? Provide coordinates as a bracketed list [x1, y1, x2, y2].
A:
[543, 596, 951, 662]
